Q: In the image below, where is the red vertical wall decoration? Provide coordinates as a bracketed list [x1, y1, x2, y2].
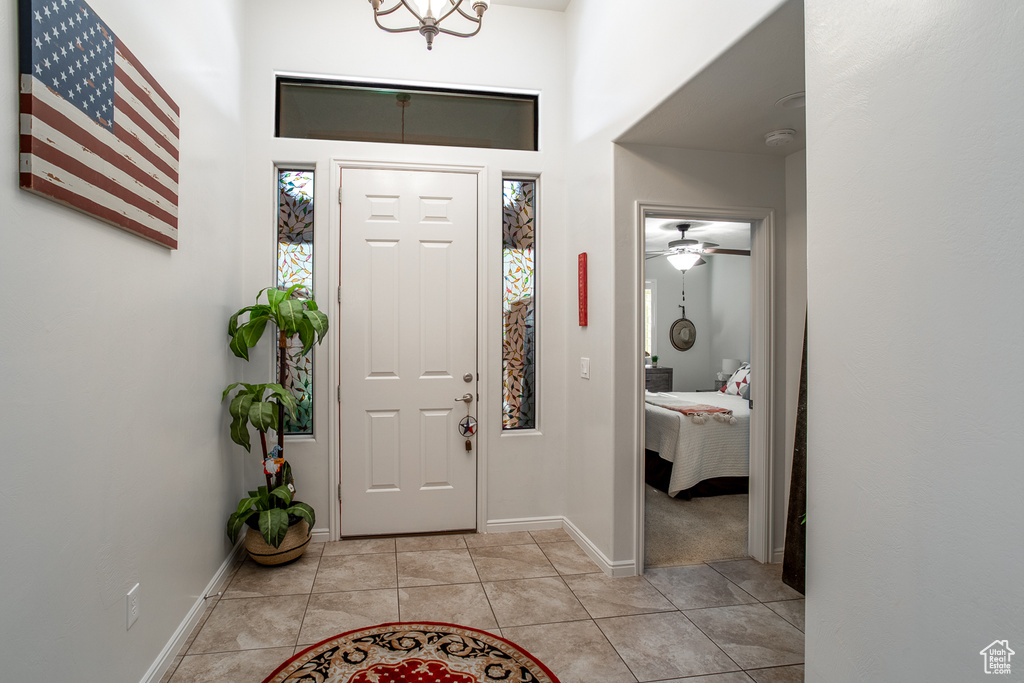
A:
[578, 252, 588, 326]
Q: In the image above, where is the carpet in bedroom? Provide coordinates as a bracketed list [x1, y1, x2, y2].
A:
[645, 484, 748, 567]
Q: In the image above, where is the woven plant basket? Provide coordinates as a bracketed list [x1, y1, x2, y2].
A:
[244, 519, 310, 566]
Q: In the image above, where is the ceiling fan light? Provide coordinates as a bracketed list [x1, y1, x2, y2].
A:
[667, 252, 702, 271]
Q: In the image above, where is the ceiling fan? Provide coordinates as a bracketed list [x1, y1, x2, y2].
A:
[645, 223, 751, 269]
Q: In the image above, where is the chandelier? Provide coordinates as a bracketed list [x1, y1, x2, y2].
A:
[369, 0, 491, 51]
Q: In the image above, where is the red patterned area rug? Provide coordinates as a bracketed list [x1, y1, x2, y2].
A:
[262, 622, 560, 683]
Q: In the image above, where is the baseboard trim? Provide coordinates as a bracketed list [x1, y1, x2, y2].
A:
[484, 516, 563, 533]
[772, 546, 785, 564]
[311, 526, 331, 543]
[139, 540, 246, 683]
[562, 518, 637, 578]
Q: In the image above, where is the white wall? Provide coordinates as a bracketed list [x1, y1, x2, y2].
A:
[240, 0, 569, 533]
[709, 251, 752, 376]
[0, 0, 247, 679]
[564, 0, 784, 566]
[781, 149, 806, 536]
[805, 2, 1024, 680]
[646, 255, 712, 390]
[616, 144, 792, 558]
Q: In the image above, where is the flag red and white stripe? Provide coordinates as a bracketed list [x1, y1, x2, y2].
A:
[19, 0, 179, 249]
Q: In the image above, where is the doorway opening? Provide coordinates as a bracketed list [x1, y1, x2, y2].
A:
[643, 217, 752, 567]
[635, 203, 776, 572]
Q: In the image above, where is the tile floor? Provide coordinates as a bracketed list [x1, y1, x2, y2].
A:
[162, 529, 804, 683]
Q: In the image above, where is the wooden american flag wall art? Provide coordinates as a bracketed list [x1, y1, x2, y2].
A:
[18, 0, 180, 249]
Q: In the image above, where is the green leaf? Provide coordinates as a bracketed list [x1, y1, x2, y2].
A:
[283, 283, 305, 300]
[227, 509, 255, 543]
[297, 319, 314, 354]
[235, 497, 259, 516]
[249, 401, 277, 433]
[302, 309, 329, 342]
[266, 287, 287, 307]
[265, 383, 298, 418]
[229, 414, 251, 451]
[228, 331, 250, 360]
[228, 391, 254, 420]
[270, 485, 292, 506]
[260, 508, 290, 548]
[287, 501, 315, 531]
[241, 316, 269, 348]
[276, 299, 303, 334]
[222, 382, 243, 401]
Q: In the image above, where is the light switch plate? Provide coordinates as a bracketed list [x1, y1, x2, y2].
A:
[580, 357, 590, 379]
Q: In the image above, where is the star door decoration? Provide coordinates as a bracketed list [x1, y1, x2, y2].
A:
[459, 415, 477, 437]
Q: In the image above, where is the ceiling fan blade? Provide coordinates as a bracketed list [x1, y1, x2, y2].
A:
[703, 248, 751, 256]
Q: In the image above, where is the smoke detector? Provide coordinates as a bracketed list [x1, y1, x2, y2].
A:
[764, 129, 796, 147]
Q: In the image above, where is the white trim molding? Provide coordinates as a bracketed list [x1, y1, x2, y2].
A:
[634, 203, 777, 571]
[563, 518, 636, 577]
[140, 540, 246, 683]
[485, 516, 564, 533]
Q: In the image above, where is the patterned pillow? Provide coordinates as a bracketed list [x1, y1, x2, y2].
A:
[722, 363, 751, 397]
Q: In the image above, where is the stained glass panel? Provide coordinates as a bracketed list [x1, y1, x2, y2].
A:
[502, 179, 536, 430]
[277, 169, 315, 435]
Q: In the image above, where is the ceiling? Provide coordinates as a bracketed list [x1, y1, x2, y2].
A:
[617, 0, 805, 157]
[644, 219, 750, 255]
[491, 0, 570, 11]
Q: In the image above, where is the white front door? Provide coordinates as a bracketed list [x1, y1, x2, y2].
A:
[340, 168, 478, 536]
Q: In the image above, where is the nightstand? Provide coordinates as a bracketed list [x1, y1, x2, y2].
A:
[645, 367, 673, 392]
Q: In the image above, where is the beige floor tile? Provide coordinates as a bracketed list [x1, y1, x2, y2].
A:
[645, 564, 758, 610]
[470, 544, 558, 581]
[170, 647, 293, 683]
[312, 553, 397, 592]
[222, 552, 320, 599]
[395, 534, 467, 551]
[764, 599, 805, 632]
[563, 574, 675, 619]
[502, 619, 637, 683]
[322, 537, 396, 556]
[746, 665, 805, 682]
[529, 528, 572, 543]
[182, 599, 218, 652]
[464, 530, 536, 547]
[483, 577, 590, 627]
[188, 595, 308, 654]
[538, 541, 601, 575]
[707, 560, 803, 602]
[398, 583, 498, 630]
[297, 589, 400, 645]
[596, 611, 739, 681]
[684, 604, 804, 670]
[397, 549, 480, 587]
[658, 673, 754, 682]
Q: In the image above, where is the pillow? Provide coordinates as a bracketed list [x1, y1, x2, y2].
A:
[722, 363, 751, 397]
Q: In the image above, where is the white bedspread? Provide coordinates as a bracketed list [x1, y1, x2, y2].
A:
[645, 391, 750, 496]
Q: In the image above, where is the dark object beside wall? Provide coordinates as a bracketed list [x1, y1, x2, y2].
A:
[782, 314, 807, 594]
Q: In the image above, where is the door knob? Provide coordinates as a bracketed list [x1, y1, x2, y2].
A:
[455, 393, 472, 403]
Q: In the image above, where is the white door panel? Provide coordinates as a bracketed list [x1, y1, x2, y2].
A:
[340, 168, 477, 536]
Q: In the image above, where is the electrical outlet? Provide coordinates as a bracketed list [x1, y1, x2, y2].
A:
[580, 357, 590, 380]
[126, 583, 140, 630]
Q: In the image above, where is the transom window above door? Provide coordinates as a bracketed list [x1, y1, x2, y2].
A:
[276, 77, 538, 151]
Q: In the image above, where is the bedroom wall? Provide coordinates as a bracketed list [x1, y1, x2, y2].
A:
[240, 0, 569, 531]
[564, 0, 784, 566]
[805, 1, 1024, 680]
[0, 0, 248, 679]
[646, 254, 712, 391]
[708, 249, 752, 380]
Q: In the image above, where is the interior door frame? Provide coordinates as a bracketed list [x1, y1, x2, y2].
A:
[634, 202, 777, 570]
[327, 160, 489, 540]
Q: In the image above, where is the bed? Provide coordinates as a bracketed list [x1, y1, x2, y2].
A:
[644, 391, 750, 497]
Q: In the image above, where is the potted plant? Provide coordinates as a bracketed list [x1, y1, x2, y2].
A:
[222, 285, 328, 565]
